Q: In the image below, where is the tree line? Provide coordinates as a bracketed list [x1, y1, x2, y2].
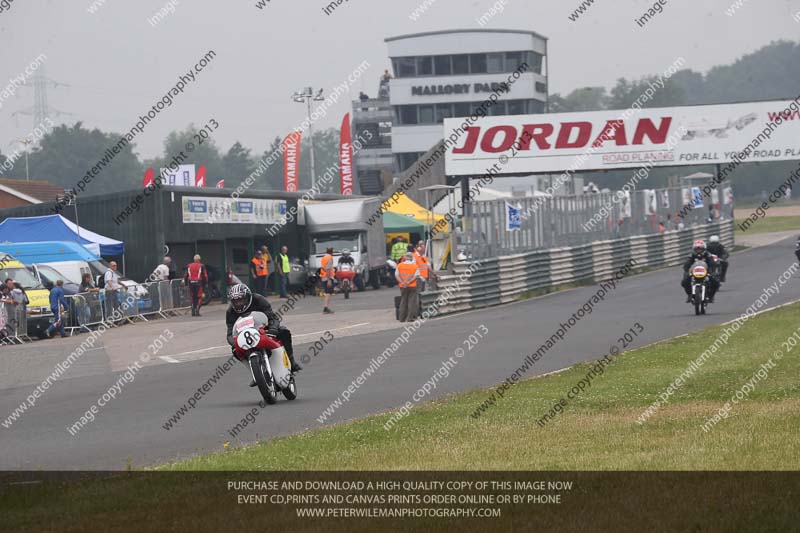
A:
[1, 41, 797, 201]
[0, 123, 342, 196]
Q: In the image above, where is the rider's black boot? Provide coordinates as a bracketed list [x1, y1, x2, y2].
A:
[289, 352, 302, 372]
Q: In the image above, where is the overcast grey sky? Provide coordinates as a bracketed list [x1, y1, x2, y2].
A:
[0, 0, 797, 161]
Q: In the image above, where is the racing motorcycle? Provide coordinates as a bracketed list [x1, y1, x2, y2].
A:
[689, 260, 711, 315]
[335, 263, 355, 299]
[231, 311, 297, 405]
[707, 254, 724, 284]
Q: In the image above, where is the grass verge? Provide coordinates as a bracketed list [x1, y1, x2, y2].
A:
[163, 302, 800, 471]
[735, 215, 800, 234]
[4, 304, 800, 531]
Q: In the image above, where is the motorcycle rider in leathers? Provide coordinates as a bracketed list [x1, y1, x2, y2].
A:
[681, 239, 720, 304]
[226, 284, 302, 383]
[706, 235, 729, 282]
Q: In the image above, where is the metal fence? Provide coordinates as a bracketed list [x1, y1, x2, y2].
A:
[0, 301, 29, 344]
[456, 187, 735, 259]
[0, 279, 195, 342]
[63, 280, 192, 335]
[425, 219, 735, 316]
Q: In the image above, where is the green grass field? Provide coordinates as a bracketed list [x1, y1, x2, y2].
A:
[735, 215, 800, 234]
[163, 302, 800, 471]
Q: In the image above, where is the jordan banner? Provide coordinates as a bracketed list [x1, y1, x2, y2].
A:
[283, 132, 302, 192]
[340, 113, 354, 195]
[444, 98, 800, 175]
[195, 165, 207, 188]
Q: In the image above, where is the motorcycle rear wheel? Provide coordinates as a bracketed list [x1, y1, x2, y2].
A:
[250, 352, 277, 405]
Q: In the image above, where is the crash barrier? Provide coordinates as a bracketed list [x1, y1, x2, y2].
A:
[457, 187, 734, 259]
[63, 280, 192, 335]
[0, 301, 29, 344]
[423, 220, 734, 316]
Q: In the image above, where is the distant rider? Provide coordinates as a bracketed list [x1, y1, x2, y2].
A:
[681, 239, 720, 303]
[226, 284, 302, 380]
[338, 248, 355, 268]
[706, 235, 729, 282]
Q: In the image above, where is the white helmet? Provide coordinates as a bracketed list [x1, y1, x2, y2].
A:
[228, 283, 252, 313]
[709, 235, 720, 243]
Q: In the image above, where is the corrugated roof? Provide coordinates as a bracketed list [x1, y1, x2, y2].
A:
[0, 178, 64, 203]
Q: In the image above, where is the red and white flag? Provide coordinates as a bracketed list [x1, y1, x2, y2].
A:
[339, 113, 354, 195]
[142, 168, 155, 188]
[195, 165, 207, 187]
[283, 132, 302, 192]
[216, 179, 225, 188]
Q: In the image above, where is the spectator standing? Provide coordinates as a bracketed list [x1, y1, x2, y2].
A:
[185, 254, 208, 317]
[80, 273, 100, 294]
[414, 241, 436, 292]
[6, 278, 27, 306]
[390, 236, 407, 263]
[0, 284, 14, 305]
[379, 71, 392, 98]
[320, 247, 335, 314]
[46, 279, 67, 338]
[153, 257, 171, 281]
[149, 257, 171, 313]
[78, 273, 100, 328]
[250, 250, 268, 298]
[277, 246, 290, 299]
[396, 252, 420, 322]
[0, 284, 14, 339]
[104, 261, 121, 319]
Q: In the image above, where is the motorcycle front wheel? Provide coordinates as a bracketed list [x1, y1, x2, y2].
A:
[250, 352, 277, 405]
[282, 375, 297, 400]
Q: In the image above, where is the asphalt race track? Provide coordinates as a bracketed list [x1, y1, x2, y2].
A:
[2, 236, 799, 470]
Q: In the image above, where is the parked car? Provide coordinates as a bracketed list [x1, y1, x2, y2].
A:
[28, 264, 81, 295]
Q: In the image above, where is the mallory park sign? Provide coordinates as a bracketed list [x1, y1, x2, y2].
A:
[411, 81, 510, 96]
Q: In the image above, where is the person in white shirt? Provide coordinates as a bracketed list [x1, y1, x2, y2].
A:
[104, 261, 121, 318]
[152, 257, 171, 282]
[149, 257, 172, 312]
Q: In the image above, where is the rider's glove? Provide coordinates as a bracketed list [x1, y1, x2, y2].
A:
[267, 327, 279, 337]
